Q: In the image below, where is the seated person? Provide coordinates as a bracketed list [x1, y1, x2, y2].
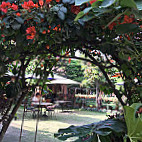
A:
[32, 93, 41, 103]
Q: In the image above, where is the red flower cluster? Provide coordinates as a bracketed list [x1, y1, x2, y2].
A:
[1, 34, 5, 37]
[46, 0, 51, 3]
[41, 25, 61, 34]
[128, 56, 131, 61]
[108, 15, 135, 30]
[89, 0, 97, 5]
[16, 13, 21, 16]
[68, 58, 71, 63]
[21, 0, 38, 10]
[11, 3, 18, 11]
[136, 107, 142, 114]
[46, 45, 50, 49]
[121, 15, 134, 24]
[49, 24, 61, 31]
[0, 1, 11, 13]
[53, 24, 61, 31]
[71, 5, 80, 15]
[39, 0, 44, 7]
[125, 34, 131, 40]
[42, 30, 46, 34]
[26, 26, 36, 39]
[108, 22, 117, 30]
[0, 2, 19, 13]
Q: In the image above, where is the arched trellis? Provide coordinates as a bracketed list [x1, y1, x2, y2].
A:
[0, 0, 141, 141]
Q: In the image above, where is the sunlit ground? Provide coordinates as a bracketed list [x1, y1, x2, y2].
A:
[3, 108, 107, 142]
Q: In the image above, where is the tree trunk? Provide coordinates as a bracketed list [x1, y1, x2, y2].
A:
[0, 91, 27, 142]
[95, 80, 99, 109]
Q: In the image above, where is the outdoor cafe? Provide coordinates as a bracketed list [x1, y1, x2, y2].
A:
[25, 74, 80, 118]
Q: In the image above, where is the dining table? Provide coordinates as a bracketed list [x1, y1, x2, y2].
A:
[32, 102, 53, 106]
[55, 100, 72, 112]
[32, 102, 53, 116]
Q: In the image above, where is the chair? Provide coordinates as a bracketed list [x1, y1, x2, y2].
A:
[46, 105, 57, 119]
[24, 99, 39, 118]
[64, 102, 73, 112]
[54, 101, 61, 113]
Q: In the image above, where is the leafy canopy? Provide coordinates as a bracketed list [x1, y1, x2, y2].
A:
[0, 0, 142, 105]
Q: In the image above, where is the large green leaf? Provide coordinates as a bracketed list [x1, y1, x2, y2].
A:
[15, 17, 24, 24]
[74, 11, 84, 21]
[84, 7, 93, 14]
[55, 119, 126, 141]
[74, 7, 92, 21]
[92, 133, 98, 142]
[81, 15, 94, 22]
[96, 119, 126, 133]
[100, 0, 116, 8]
[95, 130, 111, 136]
[57, 11, 65, 20]
[124, 103, 142, 142]
[99, 135, 111, 142]
[11, 22, 21, 30]
[116, 23, 139, 34]
[120, 0, 137, 8]
[75, 0, 89, 6]
[91, 0, 103, 8]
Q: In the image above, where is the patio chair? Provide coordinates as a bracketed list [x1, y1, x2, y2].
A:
[54, 101, 61, 113]
[64, 102, 73, 112]
[25, 105, 39, 118]
[24, 99, 39, 118]
[46, 104, 57, 119]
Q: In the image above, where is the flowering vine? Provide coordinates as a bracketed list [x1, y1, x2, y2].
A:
[26, 26, 36, 39]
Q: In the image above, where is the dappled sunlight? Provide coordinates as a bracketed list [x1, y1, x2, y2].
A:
[75, 113, 107, 120]
[11, 120, 71, 133]
[11, 110, 107, 135]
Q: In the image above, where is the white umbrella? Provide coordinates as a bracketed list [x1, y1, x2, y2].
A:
[5, 72, 80, 85]
[46, 74, 80, 85]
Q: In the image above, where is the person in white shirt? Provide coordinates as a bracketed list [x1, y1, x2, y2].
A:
[32, 93, 41, 102]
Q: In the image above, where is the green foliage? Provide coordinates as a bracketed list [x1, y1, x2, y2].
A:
[124, 103, 142, 142]
[55, 118, 126, 141]
[74, 7, 92, 21]
[100, 0, 116, 8]
[75, 0, 89, 6]
[116, 23, 139, 34]
[120, 0, 137, 8]
[6, 82, 21, 98]
[81, 65, 105, 88]
[55, 59, 84, 82]
[100, 84, 114, 94]
[0, 0, 142, 140]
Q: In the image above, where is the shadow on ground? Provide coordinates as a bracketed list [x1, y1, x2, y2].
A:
[2, 125, 61, 142]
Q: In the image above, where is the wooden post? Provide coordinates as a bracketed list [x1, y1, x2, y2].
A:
[95, 80, 99, 109]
